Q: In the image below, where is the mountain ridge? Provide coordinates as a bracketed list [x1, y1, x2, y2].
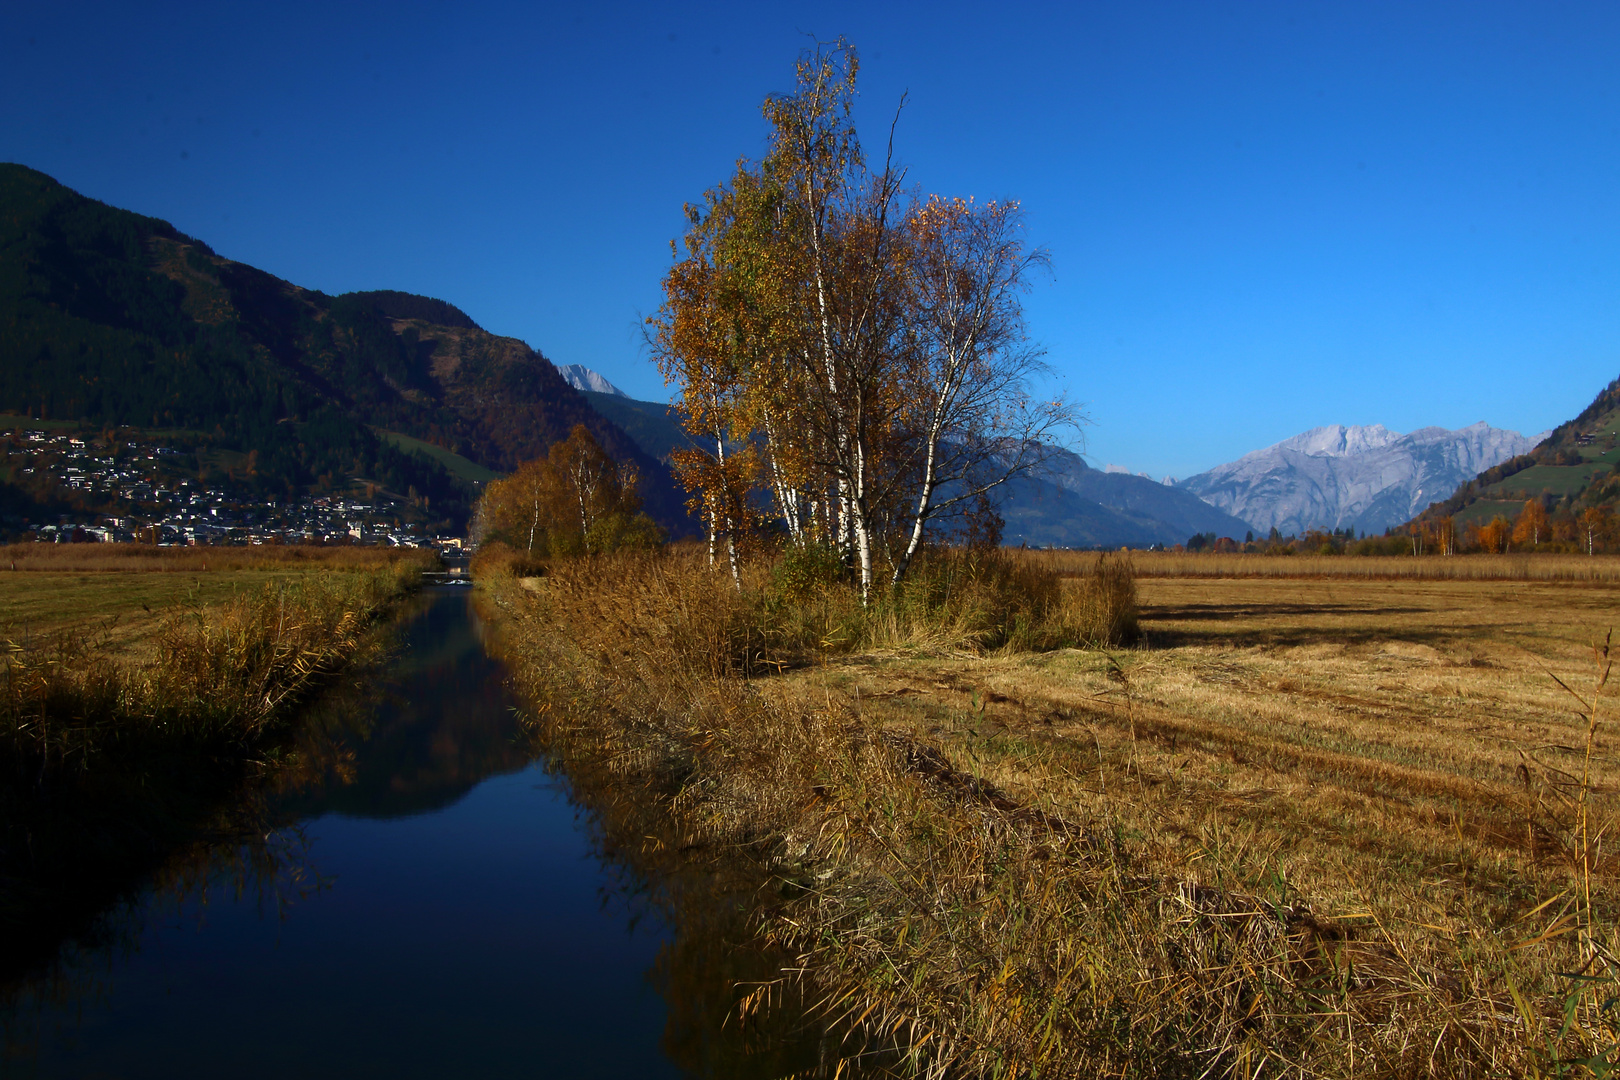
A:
[0, 163, 689, 532]
[997, 447, 1254, 548]
[1179, 422, 1540, 536]
[557, 364, 629, 398]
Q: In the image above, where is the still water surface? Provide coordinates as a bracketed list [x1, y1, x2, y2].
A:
[4, 588, 686, 1078]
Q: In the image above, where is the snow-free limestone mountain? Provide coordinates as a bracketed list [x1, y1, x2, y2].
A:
[1179, 423, 1543, 536]
[556, 364, 630, 398]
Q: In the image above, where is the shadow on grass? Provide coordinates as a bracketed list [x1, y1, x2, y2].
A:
[1140, 602, 1472, 649]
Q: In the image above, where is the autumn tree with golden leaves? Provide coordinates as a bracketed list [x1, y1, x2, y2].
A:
[1473, 515, 1511, 554]
[477, 424, 662, 557]
[651, 38, 1075, 598]
[1511, 498, 1549, 548]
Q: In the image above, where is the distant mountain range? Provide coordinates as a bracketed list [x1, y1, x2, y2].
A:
[996, 447, 1253, 548]
[13, 162, 1589, 550]
[0, 164, 689, 532]
[1179, 422, 1543, 536]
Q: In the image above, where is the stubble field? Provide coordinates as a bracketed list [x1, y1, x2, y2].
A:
[750, 568, 1620, 1072]
[788, 572, 1620, 873]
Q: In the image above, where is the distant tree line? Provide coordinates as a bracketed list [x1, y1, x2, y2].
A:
[1176, 497, 1620, 556]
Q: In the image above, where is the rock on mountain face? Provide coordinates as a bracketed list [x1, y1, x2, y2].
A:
[1179, 423, 1542, 535]
[556, 364, 629, 398]
[997, 447, 1255, 548]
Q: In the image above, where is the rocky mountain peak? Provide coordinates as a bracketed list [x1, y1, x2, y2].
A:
[556, 364, 629, 398]
[1180, 422, 1538, 535]
[1273, 424, 1400, 458]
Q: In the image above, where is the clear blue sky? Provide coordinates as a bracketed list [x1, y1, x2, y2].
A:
[4, 1, 1617, 479]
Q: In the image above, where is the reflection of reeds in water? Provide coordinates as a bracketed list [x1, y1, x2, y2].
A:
[0, 562, 421, 996]
[1, 821, 330, 1059]
[0, 622, 403, 1036]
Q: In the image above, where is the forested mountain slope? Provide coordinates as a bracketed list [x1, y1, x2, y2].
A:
[1414, 374, 1620, 531]
[0, 164, 686, 529]
[580, 392, 694, 464]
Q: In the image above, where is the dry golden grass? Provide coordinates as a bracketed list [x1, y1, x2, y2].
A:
[1030, 549, 1620, 582]
[759, 574, 1620, 1074]
[0, 541, 427, 573]
[481, 549, 1620, 1077]
[0, 545, 432, 660]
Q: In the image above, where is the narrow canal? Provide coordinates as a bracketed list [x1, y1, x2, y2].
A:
[2, 587, 796, 1078]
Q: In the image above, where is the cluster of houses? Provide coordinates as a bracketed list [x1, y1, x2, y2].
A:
[6, 430, 463, 553]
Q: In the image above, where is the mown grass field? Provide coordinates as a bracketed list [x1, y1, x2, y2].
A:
[1044, 550, 1620, 581]
[788, 572, 1620, 913]
[757, 568, 1620, 1073]
[2, 571, 290, 659]
[1483, 463, 1611, 499]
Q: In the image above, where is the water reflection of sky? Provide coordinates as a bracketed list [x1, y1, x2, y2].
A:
[5, 590, 681, 1079]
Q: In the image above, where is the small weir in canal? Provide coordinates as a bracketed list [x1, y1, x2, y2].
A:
[1, 587, 820, 1078]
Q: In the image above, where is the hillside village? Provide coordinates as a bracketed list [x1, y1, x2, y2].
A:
[3, 426, 461, 551]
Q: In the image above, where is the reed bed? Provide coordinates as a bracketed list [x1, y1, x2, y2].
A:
[499, 543, 1135, 674]
[1031, 550, 1620, 582]
[0, 542, 432, 573]
[480, 546, 1620, 1078]
[1, 560, 426, 755]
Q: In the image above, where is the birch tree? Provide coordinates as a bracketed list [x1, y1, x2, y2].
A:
[651, 37, 1076, 599]
[886, 195, 1070, 586]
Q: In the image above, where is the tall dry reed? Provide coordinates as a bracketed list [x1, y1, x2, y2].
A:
[2, 559, 425, 756]
[489, 543, 1138, 675]
[1508, 633, 1620, 1075]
